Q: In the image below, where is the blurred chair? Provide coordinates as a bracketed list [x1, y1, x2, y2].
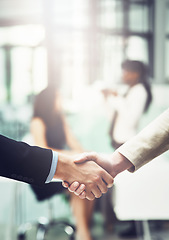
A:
[17, 185, 76, 240]
[17, 201, 75, 240]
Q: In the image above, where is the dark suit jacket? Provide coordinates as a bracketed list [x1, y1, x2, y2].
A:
[0, 134, 53, 185]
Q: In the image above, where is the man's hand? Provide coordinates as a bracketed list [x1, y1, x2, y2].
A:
[74, 152, 118, 178]
[74, 151, 133, 177]
[54, 153, 114, 201]
[62, 151, 133, 197]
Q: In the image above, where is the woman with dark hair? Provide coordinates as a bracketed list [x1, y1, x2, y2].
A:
[103, 59, 152, 149]
[101, 60, 152, 237]
[121, 60, 152, 112]
[30, 86, 94, 240]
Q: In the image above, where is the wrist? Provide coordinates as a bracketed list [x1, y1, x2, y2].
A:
[54, 153, 70, 180]
[110, 151, 133, 177]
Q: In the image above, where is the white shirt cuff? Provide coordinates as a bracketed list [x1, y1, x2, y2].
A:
[45, 151, 58, 183]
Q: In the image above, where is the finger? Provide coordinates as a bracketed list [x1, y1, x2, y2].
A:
[97, 178, 108, 194]
[85, 190, 95, 201]
[74, 184, 86, 196]
[74, 153, 89, 163]
[68, 182, 80, 192]
[101, 171, 114, 188]
[74, 152, 97, 164]
[79, 191, 86, 199]
[91, 185, 102, 199]
[62, 181, 69, 188]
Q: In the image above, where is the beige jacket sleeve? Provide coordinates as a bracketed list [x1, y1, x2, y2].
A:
[117, 108, 169, 172]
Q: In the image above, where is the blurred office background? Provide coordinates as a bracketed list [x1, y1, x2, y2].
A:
[0, 0, 169, 239]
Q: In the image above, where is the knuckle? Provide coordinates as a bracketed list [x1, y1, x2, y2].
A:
[98, 169, 104, 175]
[93, 175, 100, 183]
[90, 183, 95, 189]
[88, 180, 95, 188]
[84, 152, 88, 158]
[90, 151, 97, 159]
[92, 152, 98, 158]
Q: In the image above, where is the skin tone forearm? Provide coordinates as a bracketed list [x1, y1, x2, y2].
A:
[103, 151, 134, 177]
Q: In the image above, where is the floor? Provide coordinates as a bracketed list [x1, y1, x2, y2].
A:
[1, 180, 169, 240]
[2, 219, 169, 240]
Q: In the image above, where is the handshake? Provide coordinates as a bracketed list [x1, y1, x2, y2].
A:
[54, 151, 133, 201]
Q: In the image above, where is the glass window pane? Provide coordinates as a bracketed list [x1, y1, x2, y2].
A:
[99, 35, 123, 85]
[52, 0, 90, 28]
[129, 4, 149, 32]
[0, 29, 7, 46]
[11, 46, 47, 105]
[98, 0, 123, 29]
[0, 25, 45, 47]
[0, 25, 47, 106]
[72, 0, 90, 28]
[0, 49, 6, 103]
[166, 5, 169, 34]
[166, 40, 169, 83]
[32, 47, 48, 94]
[11, 47, 33, 105]
[57, 31, 89, 98]
[9, 25, 45, 46]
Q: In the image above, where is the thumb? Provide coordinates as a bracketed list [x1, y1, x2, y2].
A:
[74, 153, 88, 163]
[74, 152, 97, 164]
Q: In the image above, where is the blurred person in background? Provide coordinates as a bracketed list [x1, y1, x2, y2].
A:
[30, 86, 95, 240]
[101, 60, 152, 237]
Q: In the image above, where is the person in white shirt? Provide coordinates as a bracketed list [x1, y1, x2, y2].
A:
[102, 59, 152, 149]
[98, 60, 153, 235]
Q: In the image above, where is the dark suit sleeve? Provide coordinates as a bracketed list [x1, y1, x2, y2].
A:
[0, 134, 53, 186]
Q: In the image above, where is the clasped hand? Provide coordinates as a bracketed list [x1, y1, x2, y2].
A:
[61, 151, 133, 200]
[54, 152, 114, 201]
